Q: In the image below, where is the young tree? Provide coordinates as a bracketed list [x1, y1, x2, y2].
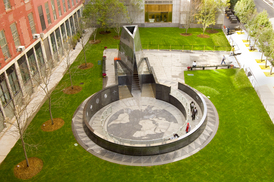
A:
[266, 38, 274, 73]
[234, 0, 256, 32]
[197, 0, 217, 35]
[126, 0, 144, 24]
[212, 0, 229, 30]
[35, 60, 56, 125]
[257, 27, 273, 62]
[83, 0, 128, 32]
[244, 9, 257, 42]
[249, 10, 272, 49]
[6, 95, 36, 168]
[77, 17, 89, 68]
[83, 2, 99, 42]
[182, 0, 200, 34]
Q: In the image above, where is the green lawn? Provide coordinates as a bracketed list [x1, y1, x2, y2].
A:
[0, 30, 273, 181]
[139, 27, 231, 51]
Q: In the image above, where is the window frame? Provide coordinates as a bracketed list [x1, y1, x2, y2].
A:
[3, 0, 11, 10]
[28, 13, 36, 34]
[38, 5, 47, 31]
[7, 65, 20, 96]
[0, 30, 11, 61]
[10, 23, 21, 48]
[57, 0, 62, 16]
[67, 0, 71, 9]
[0, 74, 11, 107]
[51, 0, 57, 20]
[45, 2, 52, 25]
[62, 0, 66, 13]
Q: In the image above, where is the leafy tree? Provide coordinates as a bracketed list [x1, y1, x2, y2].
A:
[229, 0, 239, 9]
[234, 0, 256, 32]
[257, 28, 273, 62]
[83, 0, 128, 32]
[126, 0, 144, 24]
[197, 0, 217, 35]
[244, 9, 257, 42]
[249, 10, 272, 49]
[211, 0, 229, 30]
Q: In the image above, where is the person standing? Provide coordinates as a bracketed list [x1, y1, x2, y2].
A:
[186, 123, 191, 133]
[192, 107, 198, 120]
[231, 46, 235, 56]
[221, 55, 226, 65]
[227, 27, 230, 35]
[190, 101, 195, 112]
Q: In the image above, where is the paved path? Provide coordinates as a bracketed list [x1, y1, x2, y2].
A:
[227, 30, 274, 122]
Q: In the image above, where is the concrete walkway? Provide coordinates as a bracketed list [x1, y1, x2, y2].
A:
[227, 30, 274, 122]
[0, 28, 94, 164]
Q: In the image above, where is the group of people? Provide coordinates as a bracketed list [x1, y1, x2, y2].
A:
[185, 101, 198, 133]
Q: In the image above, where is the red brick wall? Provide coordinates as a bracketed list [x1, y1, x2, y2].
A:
[0, 0, 37, 69]
[32, 0, 83, 33]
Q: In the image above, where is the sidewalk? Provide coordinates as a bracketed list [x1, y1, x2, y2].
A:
[226, 30, 274, 123]
[0, 28, 94, 164]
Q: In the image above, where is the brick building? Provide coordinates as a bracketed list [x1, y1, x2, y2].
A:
[0, 0, 83, 131]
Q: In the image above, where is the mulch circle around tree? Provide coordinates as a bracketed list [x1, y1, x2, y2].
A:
[113, 35, 121, 40]
[99, 31, 111, 35]
[63, 85, 82, 94]
[78, 63, 94, 70]
[206, 29, 219, 33]
[41, 118, 65, 132]
[197, 34, 210, 38]
[14, 157, 43, 180]
[180, 33, 192, 36]
[89, 40, 101, 44]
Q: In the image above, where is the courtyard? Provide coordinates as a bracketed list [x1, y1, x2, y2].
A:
[0, 28, 273, 181]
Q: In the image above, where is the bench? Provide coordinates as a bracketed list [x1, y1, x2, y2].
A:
[190, 64, 233, 70]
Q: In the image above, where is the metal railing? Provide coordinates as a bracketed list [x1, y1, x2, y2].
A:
[108, 44, 231, 52]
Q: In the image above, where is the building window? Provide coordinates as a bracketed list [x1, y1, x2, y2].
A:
[28, 13, 36, 34]
[45, 2, 52, 25]
[3, 0, 11, 10]
[67, 0, 71, 9]
[18, 56, 30, 84]
[51, 0, 57, 20]
[38, 5, 46, 31]
[145, 4, 173, 23]
[50, 33, 57, 52]
[71, 0, 74, 6]
[0, 74, 11, 107]
[0, 30, 11, 61]
[65, 20, 71, 37]
[35, 43, 45, 68]
[57, 0, 62, 16]
[77, 9, 81, 18]
[60, 23, 67, 41]
[10, 23, 21, 48]
[7, 65, 20, 95]
[62, 0, 66, 13]
[69, 16, 75, 35]
[55, 28, 63, 56]
[73, 13, 79, 31]
[27, 49, 38, 76]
